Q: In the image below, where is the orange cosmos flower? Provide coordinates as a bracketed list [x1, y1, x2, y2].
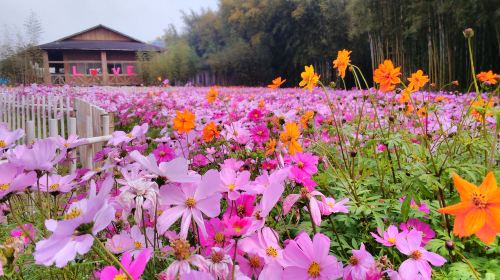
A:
[398, 88, 412, 104]
[470, 97, 493, 123]
[207, 87, 218, 104]
[300, 111, 315, 127]
[202, 122, 219, 142]
[268, 77, 286, 89]
[172, 109, 195, 134]
[265, 139, 277, 156]
[299, 65, 320, 92]
[417, 107, 427, 118]
[258, 99, 265, 109]
[279, 122, 302, 155]
[435, 95, 447, 103]
[476, 70, 498, 85]
[373, 60, 401, 92]
[407, 70, 429, 91]
[438, 172, 500, 244]
[332, 49, 351, 79]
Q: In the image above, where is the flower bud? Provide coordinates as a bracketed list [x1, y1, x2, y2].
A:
[445, 240, 454, 250]
[463, 28, 474, 38]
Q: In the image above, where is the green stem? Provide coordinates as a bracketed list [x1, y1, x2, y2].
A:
[306, 202, 318, 234]
[467, 37, 480, 94]
[93, 235, 134, 280]
[231, 238, 239, 280]
[455, 250, 480, 280]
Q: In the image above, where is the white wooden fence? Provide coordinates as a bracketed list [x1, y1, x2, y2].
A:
[0, 93, 113, 169]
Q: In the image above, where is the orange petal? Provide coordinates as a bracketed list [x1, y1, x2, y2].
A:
[486, 206, 500, 232]
[488, 189, 500, 205]
[439, 202, 471, 215]
[479, 171, 497, 196]
[452, 214, 468, 237]
[475, 224, 497, 245]
[452, 173, 476, 201]
[464, 209, 486, 235]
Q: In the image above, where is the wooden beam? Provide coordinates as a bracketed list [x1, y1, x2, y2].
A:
[42, 51, 50, 84]
[101, 51, 108, 85]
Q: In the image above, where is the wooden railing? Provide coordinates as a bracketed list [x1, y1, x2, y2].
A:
[0, 93, 114, 169]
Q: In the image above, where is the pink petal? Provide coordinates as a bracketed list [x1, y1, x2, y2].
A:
[157, 205, 185, 234]
[423, 250, 446, 266]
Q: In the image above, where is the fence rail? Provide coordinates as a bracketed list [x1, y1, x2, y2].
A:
[0, 93, 114, 169]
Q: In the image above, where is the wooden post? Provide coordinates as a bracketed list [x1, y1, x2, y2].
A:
[101, 51, 108, 85]
[26, 121, 35, 144]
[85, 116, 93, 169]
[69, 117, 77, 172]
[49, 119, 58, 137]
[63, 52, 70, 84]
[42, 51, 50, 84]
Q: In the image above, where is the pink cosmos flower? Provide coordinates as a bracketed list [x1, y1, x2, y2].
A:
[395, 229, 446, 280]
[240, 227, 285, 278]
[51, 134, 87, 150]
[221, 158, 244, 171]
[192, 154, 208, 167]
[0, 124, 24, 155]
[7, 139, 65, 172]
[130, 150, 201, 183]
[250, 124, 270, 144]
[152, 143, 175, 163]
[370, 225, 400, 247]
[319, 197, 349, 215]
[238, 253, 264, 278]
[39, 173, 77, 193]
[225, 194, 255, 218]
[287, 152, 319, 188]
[99, 248, 152, 280]
[205, 247, 233, 279]
[247, 109, 263, 122]
[130, 225, 155, 257]
[108, 123, 149, 146]
[250, 167, 290, 217]
[218, 168, 250, 201]
[0, 163, 36, 199]
[283, 188, 324, 226]
[282, 232, 343, 279]
[223, 121, 250, 144]
[34, 176, 115, 267]
[180, 271, 215, 280]
[399, 219, 435, 245]
[223, 215, 252, 237]
[158, 169, 221, 238]
[343, 243, 381, 280]
[105, 231, 134, 254]
[117, 178, 159, 224]
[11, 223, 36, 244]
[200, 218, 232, 253]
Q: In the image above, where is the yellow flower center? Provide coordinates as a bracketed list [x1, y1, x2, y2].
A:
[233, 225, 241, 233]
[266, 246, 278, 257]
[64, 208, 82, 220]
[249, 255, 262, 268]
[214, 232, 224, 243]
[171, 239, 191, 261]
[126, 133, 133, 138]
[227, 184, 236, 191]
[307, 261, 321, 278]
[237, 205, 245, 216]
[63, 143, 70, 148]
[134, 241, 142, 249]
[387, 237, 396, 244]
[349, 256, 359, 265]
[411, 250, 422, 260]
[49, 183, 60, 191]
[0, 139, 6, 148]
[297, 161, 304, 168]
[185, 197, 196, 208]
[113, 274, 127, 280]
[159, 151, 166, 156]
[211, 251, 224, 263]
[472, 192, 488, 209]
[0, 184, 10, 191]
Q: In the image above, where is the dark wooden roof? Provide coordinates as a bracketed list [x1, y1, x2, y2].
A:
[38, 24, 162, 52]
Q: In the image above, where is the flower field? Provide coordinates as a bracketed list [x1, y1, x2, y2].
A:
[0, 54, 499, 279]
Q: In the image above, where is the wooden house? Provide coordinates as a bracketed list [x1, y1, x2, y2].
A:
[39, 25, 162, 86]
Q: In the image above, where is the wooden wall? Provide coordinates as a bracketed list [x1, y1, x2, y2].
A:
[67, 27, 133, 42]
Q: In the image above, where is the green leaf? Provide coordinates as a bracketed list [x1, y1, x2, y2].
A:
[401, 195, 411, 221]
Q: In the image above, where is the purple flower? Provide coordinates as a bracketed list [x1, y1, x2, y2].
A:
[399, 218, 435, 245]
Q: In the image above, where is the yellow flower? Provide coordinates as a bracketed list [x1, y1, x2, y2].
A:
[268, 77, 286, 89]
[279, 122, 302, 155]
[407, 70, 429, 91]
[332, 49, 351, 79]
[299, 65, 320, 92]
[207, 87, 218, 104]
[172, 109, 196, 134]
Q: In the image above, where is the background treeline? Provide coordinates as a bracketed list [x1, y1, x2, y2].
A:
[140, 0, 499, 89]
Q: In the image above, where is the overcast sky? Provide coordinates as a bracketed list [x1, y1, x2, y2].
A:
[0, 0, 218, 44]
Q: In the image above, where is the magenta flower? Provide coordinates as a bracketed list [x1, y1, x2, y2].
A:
[218, 168, 250, 200]
[200, 218, 231, 253]
[39, 173, 77, 193]
[152, 143, 175, 163]
[192, 154, 208, 167]
[0, 163, 36, 199]
[251, 167, 290, 217]
[130, 150, 201, 183]
[399, 196, 430, 215]
[399, 219, 435, 245]
[158, 170, 221, 238]
[371, 225, 400, 247]
[250, 124, 270, 144]
[343, 243, 381, 280]
[283, 232, 343, 279]
[225, 193, 255, 218]
[247, 109, 263, 122]
[288, 152, 319, 176]
[319, 197, 349, 215]
[34, 176, 115, 267]
[395, 229, 446, 280]
[99, 248, 152, 280]
[11, 223, 36, 244]
[223, 215, 252, 237]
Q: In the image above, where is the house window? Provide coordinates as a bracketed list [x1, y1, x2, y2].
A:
[108, 63, 123, 75]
